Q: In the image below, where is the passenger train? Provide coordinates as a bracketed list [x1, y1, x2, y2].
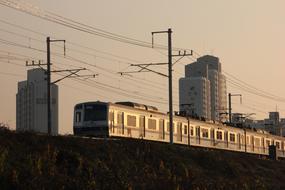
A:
[73, 101, 285, 158]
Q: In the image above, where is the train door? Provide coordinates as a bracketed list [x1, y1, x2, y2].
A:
[117, 112, 124, 135]
[139, 116, 145, 138]
[211, 129, 215, 146]
[196, 126, 200, 144]
[177, 122, 182, 142]
[109, 111, 114, 134]
[159, 119, 165, 140]
[237, 133, 241, 150]
[224, 131, 228, 148]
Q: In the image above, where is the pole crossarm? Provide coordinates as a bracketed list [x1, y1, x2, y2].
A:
[51, 68, 95, 84]
[172, 50, 193, 66]
[26, 60, 48, 66]
[151, 30, 170, 48]
[228, 93, 243, 124]
[118, 70, 149, 76]
[130, 62, 168, 66]
[172, 50, 193, 57]
[135, 65, 168, 77]
[68, 74, 98, 78]
[52, 70, 80, 84]
[119, 63, 168, 77]
[49, 39, 66, 56]
[51, 68, 86, 73]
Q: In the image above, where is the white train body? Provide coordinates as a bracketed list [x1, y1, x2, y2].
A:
[73, 101, 285, 158]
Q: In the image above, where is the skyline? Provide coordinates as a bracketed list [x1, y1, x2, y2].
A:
[1, 0, 285, 134]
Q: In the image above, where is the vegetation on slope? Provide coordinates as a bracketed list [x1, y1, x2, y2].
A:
[0, 127, 285, 190]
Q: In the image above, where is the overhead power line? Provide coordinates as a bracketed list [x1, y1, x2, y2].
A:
[0, 25, 180, 93]
[0, 0, 188, 51]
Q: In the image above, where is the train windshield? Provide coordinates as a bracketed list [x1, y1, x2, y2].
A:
[84, 104, 107, 121]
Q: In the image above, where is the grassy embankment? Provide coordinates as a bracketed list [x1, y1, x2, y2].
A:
[0, 127, 285, 189]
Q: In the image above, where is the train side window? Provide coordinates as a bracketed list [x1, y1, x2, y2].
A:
[265, 140, 271, 147]
[166, 122, 175, 132]
[166, 122, 169, 132]
[177, 122, 182, 134]
[127, 115, 136, 127]
[254, 138, 261, 147]
[159, 119, 164, 129]
[196, 126, 200, 137]
[229, 133, 235, 142]
[183, 124, 188, 135]
[117, 112, 123, 126]
[75, 112, 81, 122]
[139, 116, 145, 128]
[201, 128, 209, 138]
[246, 136, 251, 145]
[109, 112, 114, 122]
[216, 131, 223, 140]
[148, 119, 157, 130]
[276, 142, 280, 149]
[190, 126, 194, 136]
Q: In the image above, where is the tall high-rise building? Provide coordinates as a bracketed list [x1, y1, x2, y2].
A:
[16, 68, 58, 135]
[179, 77, 211, 119]
[179, 55, 227, 121]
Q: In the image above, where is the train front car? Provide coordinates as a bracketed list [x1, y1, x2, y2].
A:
[73, 102, 109, 137]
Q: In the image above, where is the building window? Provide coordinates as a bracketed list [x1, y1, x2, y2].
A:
[127, 115, 136, 127]
[229, 133, 235, 142]
[216, 131, 223, 140]
[201, 128, 209, 138]
[148, 119, 157, 130]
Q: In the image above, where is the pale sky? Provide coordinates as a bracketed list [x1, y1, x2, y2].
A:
[1, 0, 285, 134]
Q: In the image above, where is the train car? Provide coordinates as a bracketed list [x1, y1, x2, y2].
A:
[73, 101, 285, 158]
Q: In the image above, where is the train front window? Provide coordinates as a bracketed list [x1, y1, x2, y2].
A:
[75, 112, 81, 122]
[84, 104, 107, 121]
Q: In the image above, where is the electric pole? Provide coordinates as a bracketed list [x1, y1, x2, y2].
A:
[121, 28, 193, 144]
[151, 29, 193, 144]
[26, 37, 96, 136]
[47, 37, 66, 135]
[119, 28, 193, 144]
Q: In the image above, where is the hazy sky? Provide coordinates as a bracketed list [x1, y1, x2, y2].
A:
[1, 0, 285, 134]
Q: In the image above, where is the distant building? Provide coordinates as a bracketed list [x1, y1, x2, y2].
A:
[179, 55, 227, 121]
[269, 112, 280, 125]
[179, 77, 211, 119]
[242, 112, 285, 136]
[16, 68, 58, 135]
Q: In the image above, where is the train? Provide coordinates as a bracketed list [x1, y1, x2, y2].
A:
[73, 101, 285, 158]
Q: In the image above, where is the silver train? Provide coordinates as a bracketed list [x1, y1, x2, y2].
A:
[73, 101, 285, 158]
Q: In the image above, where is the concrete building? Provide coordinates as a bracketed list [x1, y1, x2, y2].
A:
[180, 55, 227, 121]
[16, 68, 58, 135]
[179, 77, 211, 119]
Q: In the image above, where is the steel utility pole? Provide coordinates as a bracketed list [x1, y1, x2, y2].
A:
[26, 37, 95, 136]
[120, 29, 192, 144]
[168, 29, 174, 145]
[47, 37, 66, 135]
[228, 93, 242, 124]
[152, 29, 192, 144]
